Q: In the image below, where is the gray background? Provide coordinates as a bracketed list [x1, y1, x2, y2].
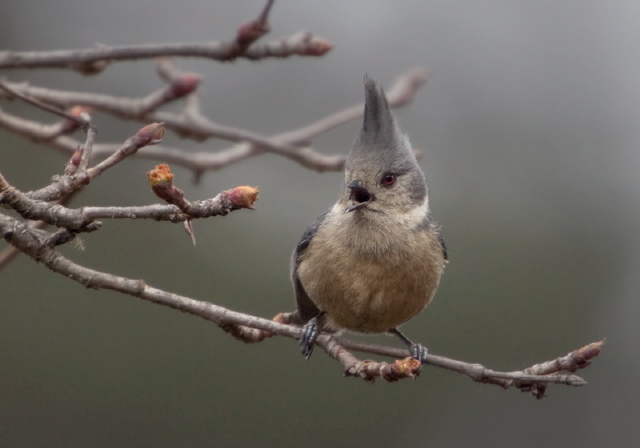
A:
[1, 1, 638, 446]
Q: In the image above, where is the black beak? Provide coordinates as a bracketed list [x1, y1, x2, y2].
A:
[345, 180, 372, 212]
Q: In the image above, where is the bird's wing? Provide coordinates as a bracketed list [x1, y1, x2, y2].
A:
[290, 211, 328, 323]
[416, 213, 448, 262]
[437, 233, 448, 261]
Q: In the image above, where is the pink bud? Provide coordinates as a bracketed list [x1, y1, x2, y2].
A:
[170, 73, 201, 97]
[135, 122, 165, 146]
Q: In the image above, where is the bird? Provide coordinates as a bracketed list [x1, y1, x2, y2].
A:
[289, 74, 447, 364]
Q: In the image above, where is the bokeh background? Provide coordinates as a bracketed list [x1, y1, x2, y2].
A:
[1, 1, 638, 446]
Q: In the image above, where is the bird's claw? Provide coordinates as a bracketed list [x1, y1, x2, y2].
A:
[410, 343, 429, 364]
[299, 317, 320, 359]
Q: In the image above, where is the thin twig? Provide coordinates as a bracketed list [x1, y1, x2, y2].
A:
[0, 68, 429, 175]
[0, 77, 98, 173]
[0, 78, 90, 127]
[0, 171, 253, 231]
[0, 32, 332, 72]
[0, 68, 427, 142]
[0, 220, 47, 269]
[257, 0, 276, 25]
[18, 123, 166, 202]
[77, 125, 97, 171]
[0, 76, 201, 118]
[228, 0, 275, 58]
[0, 179, 82, 269]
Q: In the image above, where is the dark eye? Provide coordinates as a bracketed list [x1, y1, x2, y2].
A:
[381, 172, 396, 187]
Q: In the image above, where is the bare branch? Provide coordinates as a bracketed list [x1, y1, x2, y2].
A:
[0, 212, 602, 397]
[230, 0, 275, 58]
[0, 96, 345, 172]
[0, 68, 428, 141]
[0, 105, 76, 140]
[0, 172, 255, 232]
[89, 123, 165, 174]
[16, 123, 165, 202]
[321, 336, 423, 382]
[0, 79, 97, 171]
[0, 32, 332, 73]
[0, 109, 260, 177]
[0, 173, 83, 268]
[0, 220, 47, 269]
[0, 68, 428, 176]
[0, 78, 90, 127]
[256, 0, 276, 25]
[0, 76, 200, 118]
[77, 124, 97, 172]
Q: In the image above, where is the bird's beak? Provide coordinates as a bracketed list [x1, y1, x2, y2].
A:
[345, 180, 372, 212]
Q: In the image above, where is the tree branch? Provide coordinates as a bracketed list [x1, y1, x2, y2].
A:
[0, 1, 329, 74]
[0, 68, 429, 177]
[229, 0, 275, 58]
[15, 123, 165, 203]
[0, 76, 347, 169]
[0, 68, 427, 141]
[0, 78, 91, 127]
[0, 220, 47, 269]
[0, 170, 256, 232]
[0, 212, 602, 397]
[0, 31, 331, 73]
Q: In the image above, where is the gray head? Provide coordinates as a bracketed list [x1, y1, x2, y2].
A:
[342, 74, 427, 215]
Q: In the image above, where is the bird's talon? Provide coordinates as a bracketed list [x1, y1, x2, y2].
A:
[299, 317, 320, 359]
[410, 343, 429, 364]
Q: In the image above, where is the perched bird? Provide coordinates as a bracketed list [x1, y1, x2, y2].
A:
[290, 75, 447, 363]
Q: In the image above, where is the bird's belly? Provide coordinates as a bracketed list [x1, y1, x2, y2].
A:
[299, 248, 442, 333]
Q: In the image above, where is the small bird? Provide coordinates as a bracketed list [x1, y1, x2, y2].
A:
[290, 75, 447, 363]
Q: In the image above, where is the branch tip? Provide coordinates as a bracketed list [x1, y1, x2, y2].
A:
[391, 357, 423, 379]
[147, 163, 186, 206]
[136, 122, 165, 146]
[303, 37, 333, 56]
[183, 220, 196, 246]
[344, 357, 422, 383]
[64, 146, 84, 175]
[223, 185, 259, 210]
[170, 73, 201, 97]
[68, 105, 93, 121]
[580, 339, 605, 359]
[387, 68, 430, 108]
[147, 163, 174, 187]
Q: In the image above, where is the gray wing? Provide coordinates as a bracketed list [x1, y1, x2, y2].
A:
[290, 211, 328, 324]
[437, 233, 448, 261]
[416, 213, 449, 261]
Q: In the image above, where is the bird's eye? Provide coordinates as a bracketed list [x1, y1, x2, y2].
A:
[381, 173, 396, 187]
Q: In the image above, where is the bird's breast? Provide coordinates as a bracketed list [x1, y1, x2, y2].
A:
[297, 212, 445, 333]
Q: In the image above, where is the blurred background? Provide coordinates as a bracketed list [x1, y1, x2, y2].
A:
[1, 0, 638, 446]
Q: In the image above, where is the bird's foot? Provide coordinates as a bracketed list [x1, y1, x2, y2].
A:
[409, 343, 429, 365]
[299, 316, 321, 359]
[390, 328, 429, 365]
